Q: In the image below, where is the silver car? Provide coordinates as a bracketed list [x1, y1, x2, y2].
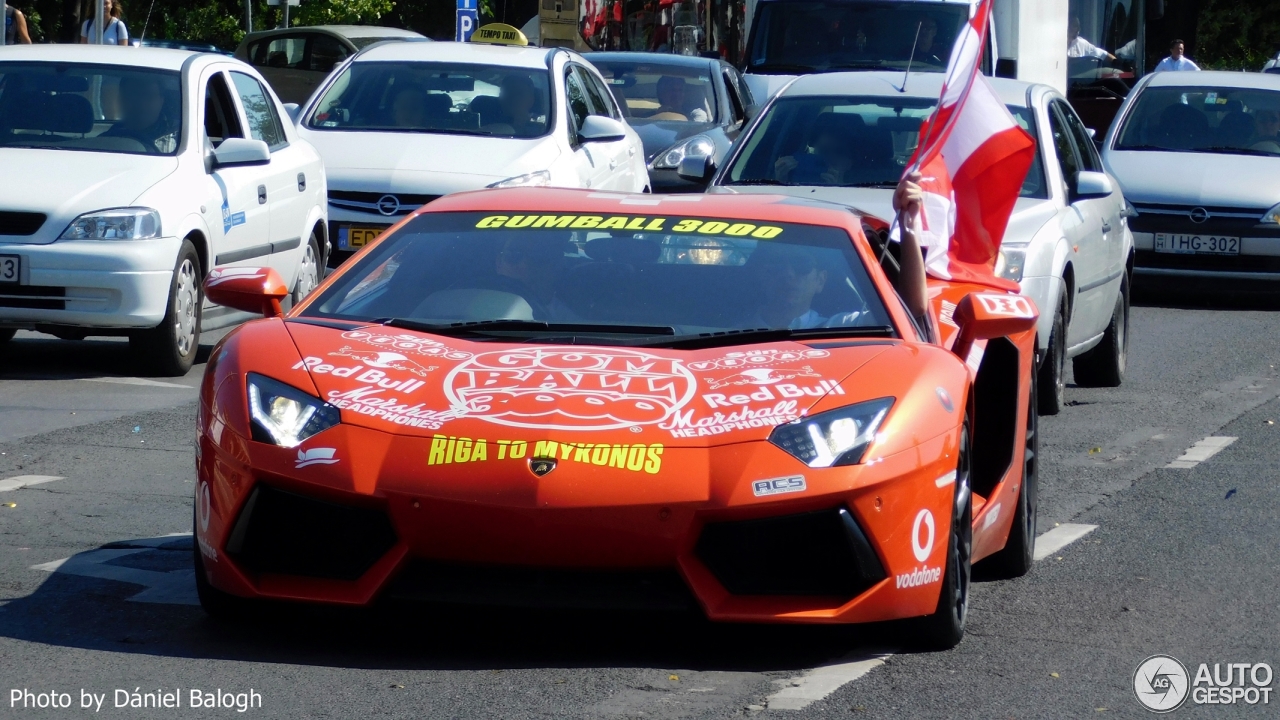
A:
[698, 72, 1134, 414]
[1102, 71, 1280, 289]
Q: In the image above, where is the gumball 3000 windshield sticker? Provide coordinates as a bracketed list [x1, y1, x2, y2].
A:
[443, 348, 697, 431]
[341, 329, 474, 361]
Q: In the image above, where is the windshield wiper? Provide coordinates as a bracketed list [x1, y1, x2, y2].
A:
[1115, 144, 1176, 152]
[1192, 145, 1278, 156]
[843, 181, 901, 188]
[727, 178, 790, 186]
[376, 317, 676, 337]
[749, 62, 817, 74]
[649, 325, 896, 350]
[822, 63, 890, 71]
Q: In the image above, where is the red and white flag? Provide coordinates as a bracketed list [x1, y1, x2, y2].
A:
[899, 0, 1035, 291]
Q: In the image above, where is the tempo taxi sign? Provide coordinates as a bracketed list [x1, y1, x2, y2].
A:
[471, 22, 529, 46]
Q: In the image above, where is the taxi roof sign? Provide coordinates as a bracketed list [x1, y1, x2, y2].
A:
[470, 23, 529, 46]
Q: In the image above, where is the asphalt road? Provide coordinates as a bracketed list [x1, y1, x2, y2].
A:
[0, 295, 1277, 719]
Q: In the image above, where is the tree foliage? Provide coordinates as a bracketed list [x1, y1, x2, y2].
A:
[1196, 0, 1280, 69]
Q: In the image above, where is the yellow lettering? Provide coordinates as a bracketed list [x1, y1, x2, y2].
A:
[559, 443, 575, 460]
[471, 439, 487, 462]
[496, 439, 509, 460]
[697, 221, 730, 234]
[724, 223, 755, 236]
[644, 218, 666, 231]
[673, 219, 702, 233]
[571, 216, 603, 228]
[626, 445, 646, 471]
[510, 441, 527, 458]
[505, 215, 536, 228]
[609, 445, 629, 469]
[574, 444, 593, 463]
[532, 215, 576, 228]
[455, 438, 472, 463]
[475, 215, 508, 228]
[625, 217, 648, 230]
[591, 445, 610, 466]
[752, 225, 784, 239]
[644, 445, 664, 474]
[534, 440, 559, 459]
[428, 435, 448, 465]
[596, 216, 630, 230]
[445, 437, 456, 464]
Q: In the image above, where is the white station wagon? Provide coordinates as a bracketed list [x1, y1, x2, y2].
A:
[0, 45, 327, 374]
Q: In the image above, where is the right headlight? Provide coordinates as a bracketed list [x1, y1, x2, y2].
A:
[768, 398, 894, 468]
[651, 134, 715, 170]
[1262, 202, 1280, 225]
[247, 373, 340, 448]
[995, 245, 1028, 282]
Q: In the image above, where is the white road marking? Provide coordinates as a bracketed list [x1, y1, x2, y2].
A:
[765, 651, 893, 710]
[1033, 523, 1098, 562]
[0, 475, 64, 492]
[1166, 435, 1237, 468]
[82, 377, 194, 389]
[30, 533, 198, 606]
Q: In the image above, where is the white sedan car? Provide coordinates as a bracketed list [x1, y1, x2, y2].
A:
[0, 45, 327, 375]
[703, 71, 1133, 414]
[294, 31, 649, 264]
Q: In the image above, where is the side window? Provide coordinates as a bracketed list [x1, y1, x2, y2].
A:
[204, 73, 244, 148]
[253, 36, 306, 69]
[1047, 105, 1081, 194]
[308, 35, 348, 74]
[1056, 101, 1101, 172]
[564, 67, 591, 140]
[230, 72, 286, 150]
[733, 70, 755, 111]
[575, 65, 618, 120]
[722, 70, 744, 124]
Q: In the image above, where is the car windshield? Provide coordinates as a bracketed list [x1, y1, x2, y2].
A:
[304, 211, 894, 345]
[307, 61, 552, 139]
[0, 62, 182, 156]
[1114, 86, 1280, 156]
[724, 95, 1048, 198]
[747, 1, 969, 73]
[592, 61, 718, 124]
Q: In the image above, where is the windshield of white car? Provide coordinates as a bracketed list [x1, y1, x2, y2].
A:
[1115, 86, 1280, 156]
[0, 63, 181, 156]
[723, 96, 1048, 199]
[591, 61, 719, 125]
[304, 211, 895, 345]
[307, 61, 552, 139]
[746, 1, 968, 74]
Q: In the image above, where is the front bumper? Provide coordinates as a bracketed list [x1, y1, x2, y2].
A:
[1131, 218, 1280, 280]
[0, 237, 180, 329]
[196, 414, 962, 623]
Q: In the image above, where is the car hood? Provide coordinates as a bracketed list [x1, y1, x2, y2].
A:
[1106, 150, 1280, 209]
[0, 149, 178, 244]
[630, 120, 718, 162]
[280, 321, 901, 448]
[302, 130, 559, 191]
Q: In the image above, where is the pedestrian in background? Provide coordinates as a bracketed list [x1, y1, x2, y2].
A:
[4, 3, 33, 44]
[1154, 39, 1200, 72]
[79, 0, 128, 46]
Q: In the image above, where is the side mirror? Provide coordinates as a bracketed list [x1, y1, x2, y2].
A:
[205, 266, 289, 319]
[282, 103, 302, 124]
[677, 154, 717, 183]
[212, 137, 271, 168]
[951, 292, 1039, 362]
[1074, 170, 1114, 200]
[579, 114, 628, 143]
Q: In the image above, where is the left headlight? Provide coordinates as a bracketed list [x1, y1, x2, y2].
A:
[995, 245, 1028, 282]
[768, 398, 894, 468]
[651, 134, 715, 170]
[487, 170, 552, 189]
[247, 373, 340, 448]
[60, 207, 162, 240]
[1262, 202, 1280, 225]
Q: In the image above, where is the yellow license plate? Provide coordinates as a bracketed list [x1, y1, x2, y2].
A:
[342, 225, 386, 250]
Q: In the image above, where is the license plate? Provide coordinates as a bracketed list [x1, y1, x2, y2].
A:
[338, 225, 387, 251]
[1154, 234, 1240, 255]
[0, 255, 18, 284]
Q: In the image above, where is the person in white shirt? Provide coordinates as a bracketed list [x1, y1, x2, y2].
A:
[79, 0, 129, 46]
[1155, 39, 1201, 72]
[1067, 17, 1115, 62]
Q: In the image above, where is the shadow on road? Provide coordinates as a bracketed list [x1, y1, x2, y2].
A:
[0, 333, 218, 380]
[1133, 284, 1280, 311]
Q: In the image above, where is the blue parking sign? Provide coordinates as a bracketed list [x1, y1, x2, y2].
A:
[456, 0, 477, 42]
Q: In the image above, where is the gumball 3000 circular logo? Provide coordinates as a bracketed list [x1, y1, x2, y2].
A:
[443, 348, 696, 430]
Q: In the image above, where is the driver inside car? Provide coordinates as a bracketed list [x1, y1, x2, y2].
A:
[102, 74, 177, 153]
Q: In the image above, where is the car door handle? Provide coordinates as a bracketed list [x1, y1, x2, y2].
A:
[609, 159, 618, 170]
[628, 146, 636, 157]
[258, 185, 267, 205]
[297, 173, 306, 192]
[1101, 221, 1112, 234]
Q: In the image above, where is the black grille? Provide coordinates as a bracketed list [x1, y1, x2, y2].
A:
[695, 507, 886, 597]
[0, 285, 64, 310]
[225, 484, 397, 581]
[327, 191, 440, 216]
[386, 562, 696, 611]
[0, 211, 47, 236]
[1129, 204, 1277, 237]
[1136, 250, 1280, 274]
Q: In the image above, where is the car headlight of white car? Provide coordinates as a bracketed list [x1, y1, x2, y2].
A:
[651, 135, 715, 170]
[1262, 202, 1280, 225]
[60, 208, 162, 241]
[995, 244, 1028, 282]
[487, 170, 552, 189]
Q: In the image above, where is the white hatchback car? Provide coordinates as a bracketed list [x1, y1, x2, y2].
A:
[294, 36, 649, 264]
[703, 72, 1133, 414]
[0, 45, 327, 375]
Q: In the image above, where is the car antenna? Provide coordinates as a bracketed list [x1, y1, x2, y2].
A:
[900, 21, 923, 93]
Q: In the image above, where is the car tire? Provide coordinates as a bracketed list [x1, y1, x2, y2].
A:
[978, 375, 1038, 578]
[1036, 285, 1068, 416]
[290, 234, 322, 308]
[1072, 272, 1129, 388]
[0, 329, 14, 344]
[193, 513, 256, 621]
[131, 239, 202, 377]
[910, 420, 973, 650]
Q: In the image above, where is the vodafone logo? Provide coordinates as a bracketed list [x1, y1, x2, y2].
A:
[976, 294, 1035, 318]
[912, 509, 935, 562]
[443, 347, 696, 430]
[197, 481, 211, 533]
